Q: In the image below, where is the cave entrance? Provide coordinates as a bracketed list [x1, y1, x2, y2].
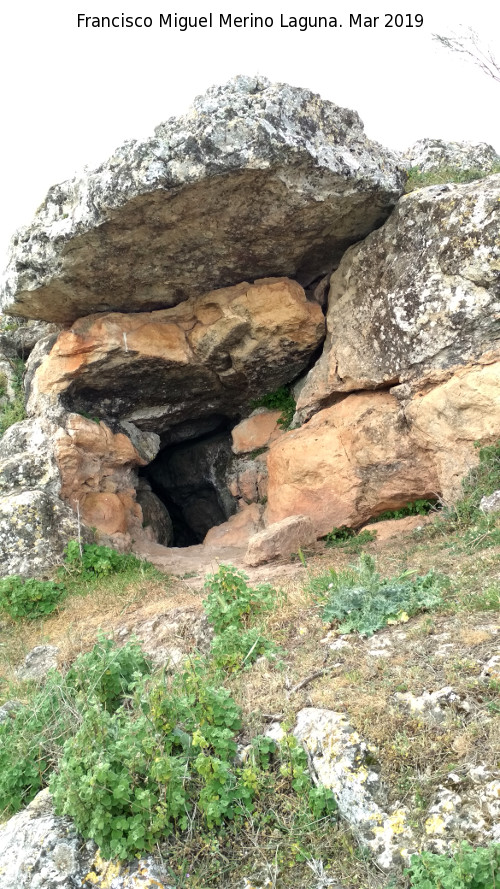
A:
[139, 418, 237, 547]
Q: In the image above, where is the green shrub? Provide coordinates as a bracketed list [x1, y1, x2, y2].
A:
[64, 540, 143, 578]
[203, 564, 277, 634]
[0, 576, 65, 620]
[406, 842, 500, 889]
[372, 499, 437, 522]
[51, 655, 331, 859]
[0, 637, 151, 817]
[311, 553, 444, 636]
[452, 441, 500, 526]
[405, 164, 500, 193]
[0, 358, 26, 438]
[209, 625, 278, 673]
[323, 526, 376, 552]
[250, 386, 296, 429]
[65, 633, 151, 712]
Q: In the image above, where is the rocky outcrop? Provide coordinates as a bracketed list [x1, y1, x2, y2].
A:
[1, 77, 404, 324]
[266, 392, 439, 535]
[296, 176, 500, 420]
[267, 356, 500, 534]
[0, 788, 170, 889]
[32, 278, 325, 438]
[136, 479, 174, 546]
[403, 138, 500, 173]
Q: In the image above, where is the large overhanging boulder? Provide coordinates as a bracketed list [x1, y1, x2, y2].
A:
[30, 278, 325, 437]
[1, 76, 405, 324]
[296, 175, 500, 420]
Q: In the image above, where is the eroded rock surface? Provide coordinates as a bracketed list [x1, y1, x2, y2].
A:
[403, 138, 500, 173]
[297, 176, 500, 420]
[266, 391, 438, 535]
[1, 76, 404, 324]
[33, 278, 325, 438]
[294, 708, 415, 870]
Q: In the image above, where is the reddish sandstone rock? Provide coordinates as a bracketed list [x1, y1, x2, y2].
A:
[245, 514, 316, 567]
[231, 409, 283, 455]
[53, 414, 146, 539]
[266, 392, 438, 536]
[204, 503, 264, 548]
[32, 278, 325, 438]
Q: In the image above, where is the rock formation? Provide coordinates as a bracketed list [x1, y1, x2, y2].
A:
[403, 138, 500, 173]
[0, 77, 499, 573]
[296, 175, 500, 420]
[1, 76, 404, 324]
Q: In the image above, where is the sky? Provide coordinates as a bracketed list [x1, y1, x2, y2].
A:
[1, 0, 499, 265]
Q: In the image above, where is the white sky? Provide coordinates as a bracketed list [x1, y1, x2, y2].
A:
[1, 0, 499, 266]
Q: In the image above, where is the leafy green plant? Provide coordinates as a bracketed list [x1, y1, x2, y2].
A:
[64, 540, 143, 578]
[405, 163, 500, 193]
[209, 625, 278, 673]
[312, 553, 444, 636]
[406, 842, 500, 888]
[323, 526, 377, 552]
[203, 564, 277, 635]
[250, 386, 296, 429]
[372, 499, 437, 522]
[0, 637, 151, 817]
[65, 633, 150, 712]
[0, 358, 26, 438]
[0, 576, 65, 620]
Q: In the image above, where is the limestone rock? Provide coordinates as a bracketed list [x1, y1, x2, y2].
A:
[266, 392, 439, 536]
[245, 514, 316, 566]
[0, 319, 60, 360]
[32, 278, 325, 437]
[204, 502, 264, 547]
[480, 489, 500, 514]
[294, 708, 415, 870]
[297, 176, 500, 420]
[424, 764, 500, 853]
[1, 76, 404, 324]
[231, 409, 283, 455]
[16, 645, 59, 682]
[0, 488, 84, 578]
[0, 700, 21, 724]
[403, 138, 500, 173]
[0, 788, 171, 889]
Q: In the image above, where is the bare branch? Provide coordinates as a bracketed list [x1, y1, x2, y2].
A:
[433, 27, 500, 84]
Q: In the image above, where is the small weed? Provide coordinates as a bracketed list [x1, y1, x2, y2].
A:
[63, 540, 143, 579]
[372, 499, 437, 522]
[0, 358, 26, 438]
[250, 386, 296, 430]
[322, 526, 377, 553]
[406, 841, 500, 888]
[405, 163, 500, 193]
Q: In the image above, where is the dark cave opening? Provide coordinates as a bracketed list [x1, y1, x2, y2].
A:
[139, 418, 238, 547]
